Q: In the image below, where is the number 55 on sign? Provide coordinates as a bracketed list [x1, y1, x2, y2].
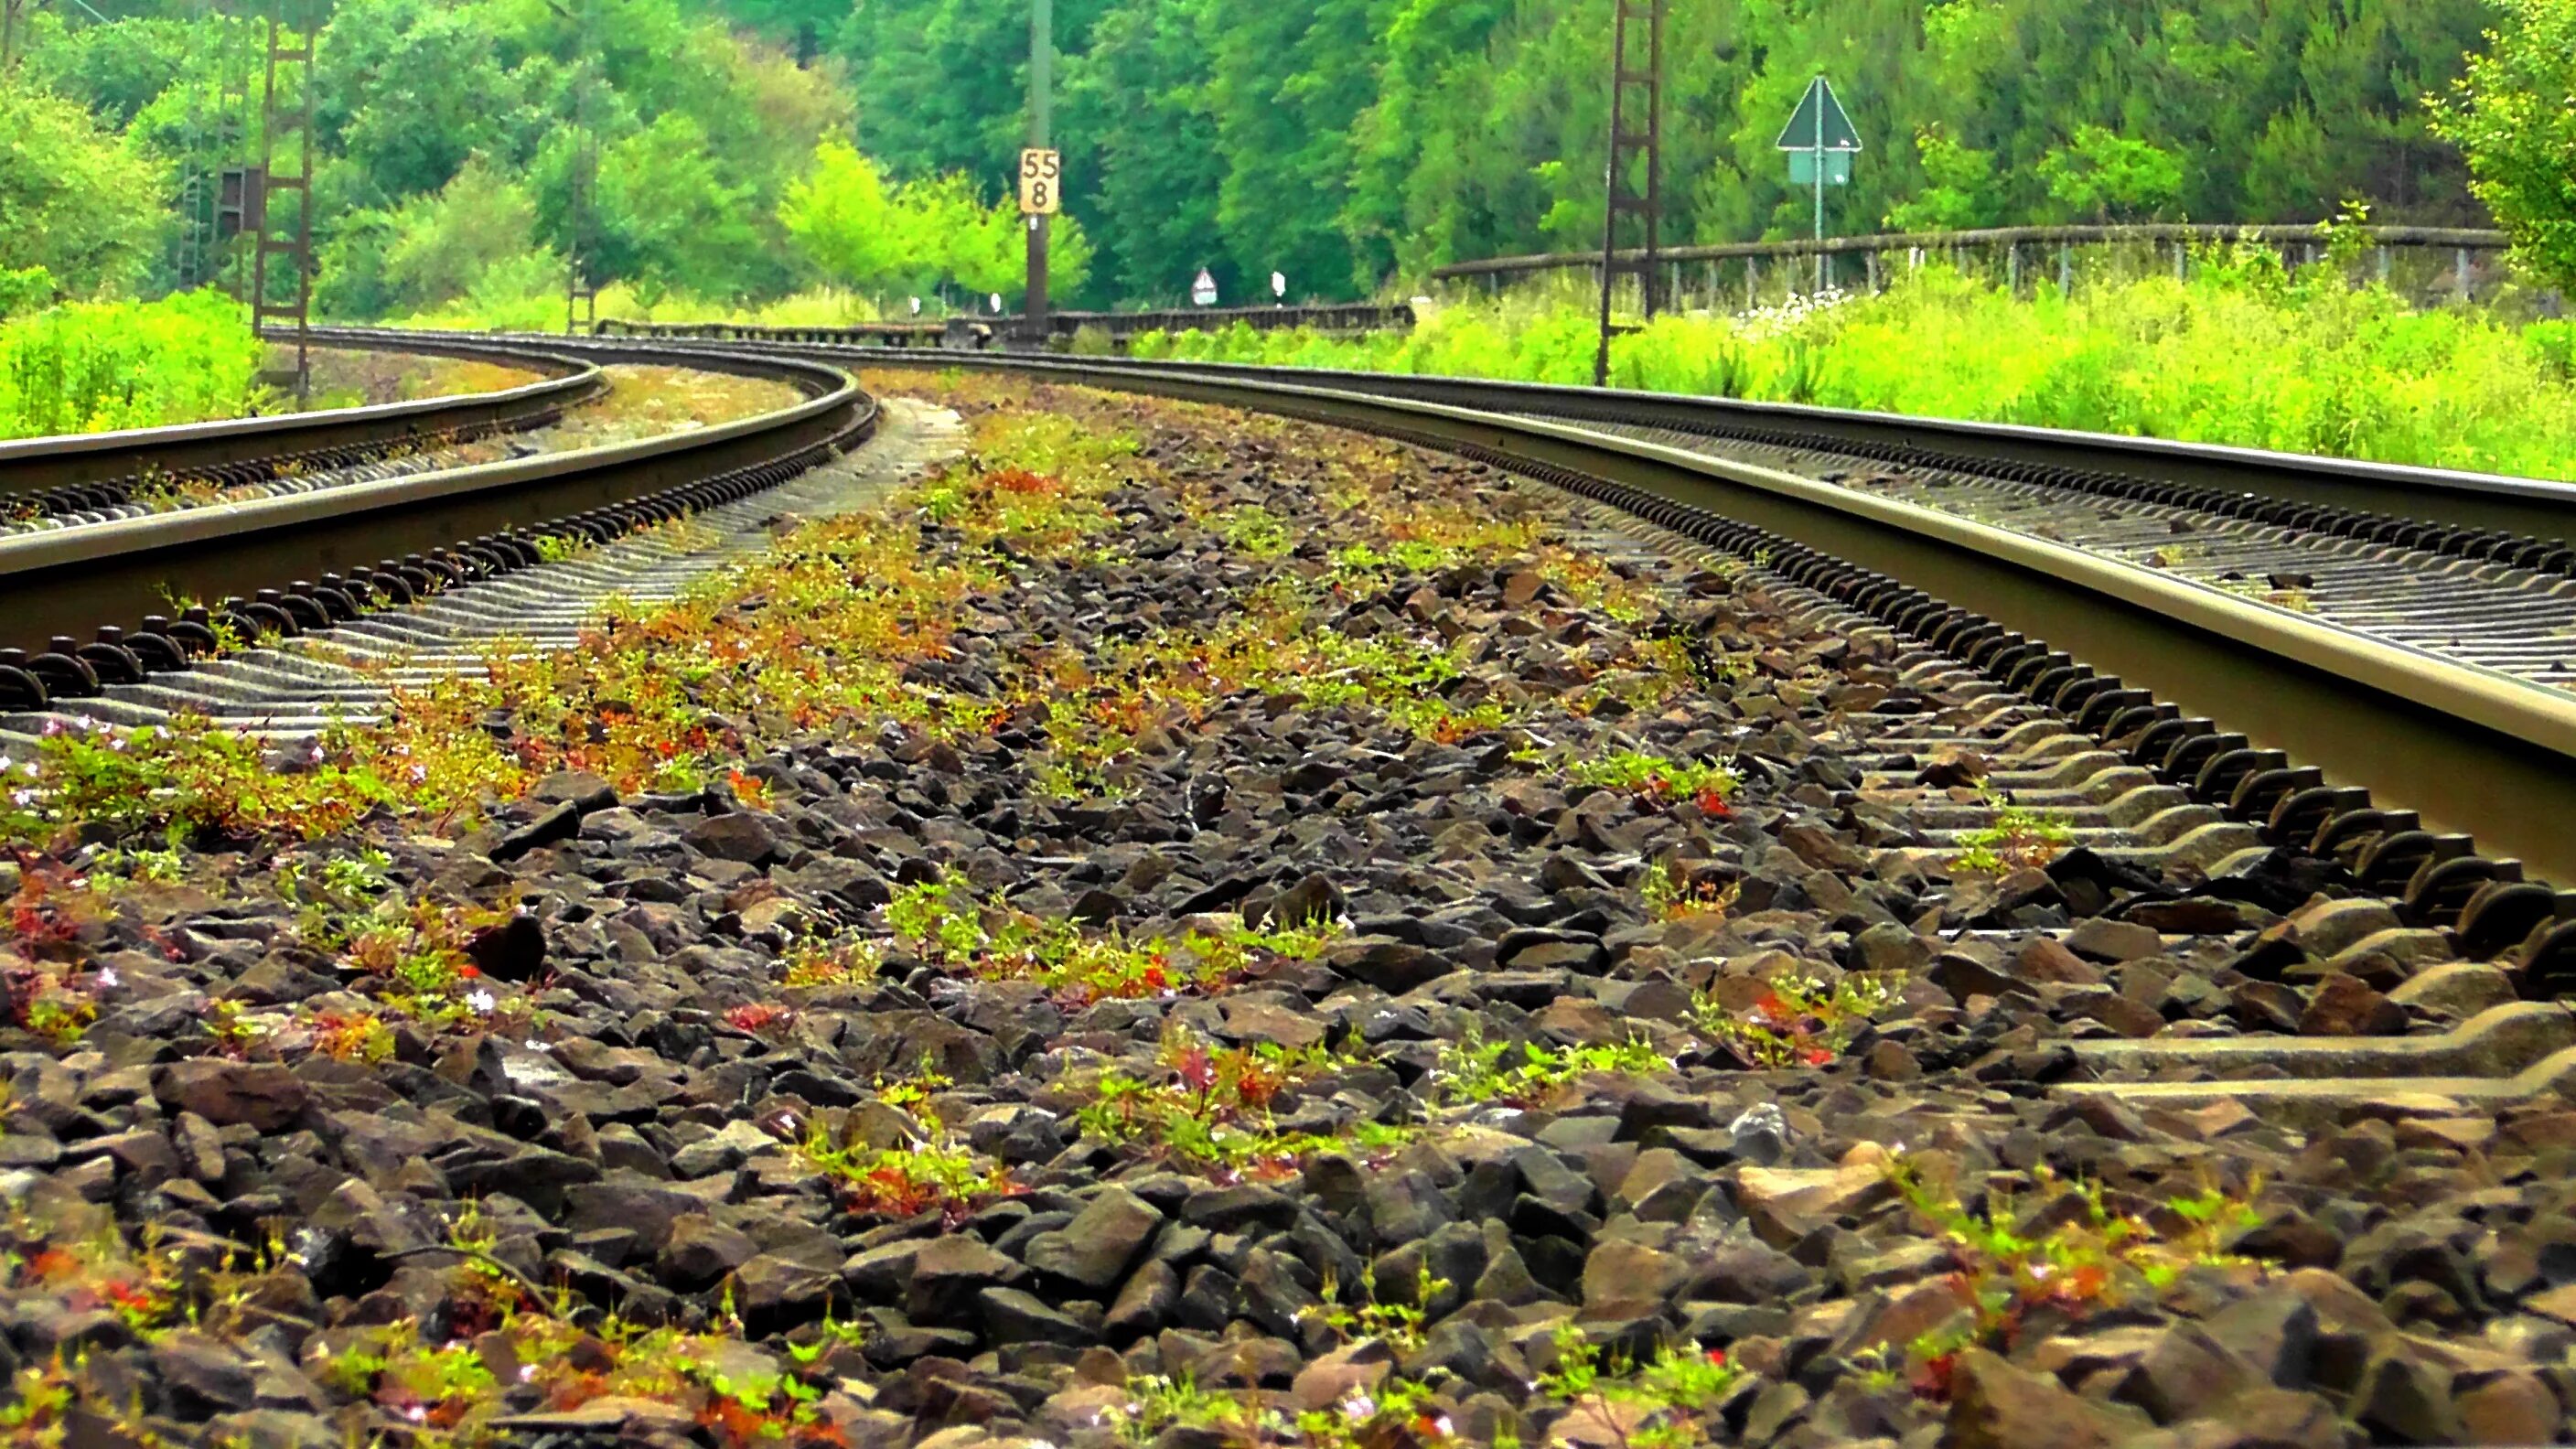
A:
[1019, 149, 1061, 215]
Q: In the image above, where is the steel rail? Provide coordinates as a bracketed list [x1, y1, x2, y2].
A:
[0, 333, 872, 690]
[0, 332, 610, 498]
[565, 335, 2576, 918]
[839, 352, 2576, 552]
[563, 339, 2576, 553]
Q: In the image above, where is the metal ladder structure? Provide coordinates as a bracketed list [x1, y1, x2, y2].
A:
[246, 2, 316, 402]
[1591, 0, 1664, 386]
[174, 0, 220, 291]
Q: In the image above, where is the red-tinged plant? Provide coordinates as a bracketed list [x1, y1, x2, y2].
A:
[1886, 1154, 2270, 1402]
[1692, 972, 1902, 1070]
[987, 466, 1061, 496]
[725, 1003, 792, 1034]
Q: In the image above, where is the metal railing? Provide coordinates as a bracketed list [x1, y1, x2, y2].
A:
[596, 300, 1417, 351]
[1432, 221, 2516, 305]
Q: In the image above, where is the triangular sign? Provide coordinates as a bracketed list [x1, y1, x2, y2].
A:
[1775, 77, 1862, 152]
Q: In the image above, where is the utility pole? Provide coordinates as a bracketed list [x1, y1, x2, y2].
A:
[1592, 0, 1663, 388]
[1811, 92, 1825, 294]
[553, 0, 596, 335]
[1023, 0, 1051, 339]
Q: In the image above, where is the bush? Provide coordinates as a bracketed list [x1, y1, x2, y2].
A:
[0, 290, 265, 439]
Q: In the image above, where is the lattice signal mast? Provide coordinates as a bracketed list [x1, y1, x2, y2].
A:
[246, 1, 316, 401]
[1592, 0, 1664, 388]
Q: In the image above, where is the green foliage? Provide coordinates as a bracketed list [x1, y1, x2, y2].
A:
[1075, 1028, 1402, 1175]
[1155, 259, 2576, 479]
[1301, 1264, 1449, 1356]
[828, 0, 2492, 301]
[1948, 801, 2076, 875]
[1433, 1030, 1669, 1109]
[1564, 749, 1738, 805]
[4, 0, 2507, 311]
[0, 290, 263, 440]
[1536, 1322, 1744, 1449]
[1885, 1154, 2270, 1399]
[2037, 126, 2186, 222]
[778, 140, 1092, 305]
[1885, 126, 2000, 232]
[2430, 0, 2576, 293]
[1691, 972, 1905, 1068]
[0, 80, 166, 298]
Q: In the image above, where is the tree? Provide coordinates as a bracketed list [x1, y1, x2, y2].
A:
[2036, 125, 2184, 221]
[1884, 126, 1998, 231]
[0, 79, 164, 297]
[385, 157, 541, 306]
[779, 139, 909, 291]
[2430, 0, 2576, 291]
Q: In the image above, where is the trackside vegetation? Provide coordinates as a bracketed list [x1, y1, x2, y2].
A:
[1139, 244, 2576, 480]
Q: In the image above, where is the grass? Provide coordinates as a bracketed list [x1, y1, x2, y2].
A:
[1139, 242, 2576, 481]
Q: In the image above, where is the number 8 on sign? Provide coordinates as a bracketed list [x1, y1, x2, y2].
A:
[1019, 149, 1061, 215]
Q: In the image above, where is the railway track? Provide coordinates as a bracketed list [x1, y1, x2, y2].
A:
[0, 331, 875, 701]
[435, 328, 2576, 1118]
[0, 331, 2564, 1447]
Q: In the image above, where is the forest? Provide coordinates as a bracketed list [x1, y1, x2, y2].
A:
[0, 0, 2508, 318]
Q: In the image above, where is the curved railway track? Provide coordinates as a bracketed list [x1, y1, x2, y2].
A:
[388, 325, 2576, 1140]
[27, 323, 2576, 1122]
[0, 330, 875, 704]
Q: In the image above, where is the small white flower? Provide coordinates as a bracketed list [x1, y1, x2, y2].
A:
[21, 762, 37, 778]
[403, 1405, 427, 1423]
[74, 715, 95, 733]
[466, 989, 496, 1014]
[11, 789, 35, 808]
[408, 764, 427, 783]
[519, 1364, 535, 1382]
[95, 968, 118, 990]
[1433, 1416, 1454, 1436]
[38, 719, 61, 737]
[1341, 1392, 1376, 1422]
[306, 743, 325, 764]
[108, 736, 127, 753]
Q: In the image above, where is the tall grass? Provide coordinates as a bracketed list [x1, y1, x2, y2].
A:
[0, 291, 267, 441]
[1138, 249, 2576, 480]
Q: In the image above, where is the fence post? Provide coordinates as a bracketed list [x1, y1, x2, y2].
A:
[2006, 243, 2019, 295]
[1909, 246, 1921, 274]
[2377, 246, 2390, 286]
[1746, 255, 1758, 310]
[2057, 243, 2071, 295]
[2174, 242, 2185, 281]
[1865, 251, 1878, 294]
[2455, 247, 2472, 304]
